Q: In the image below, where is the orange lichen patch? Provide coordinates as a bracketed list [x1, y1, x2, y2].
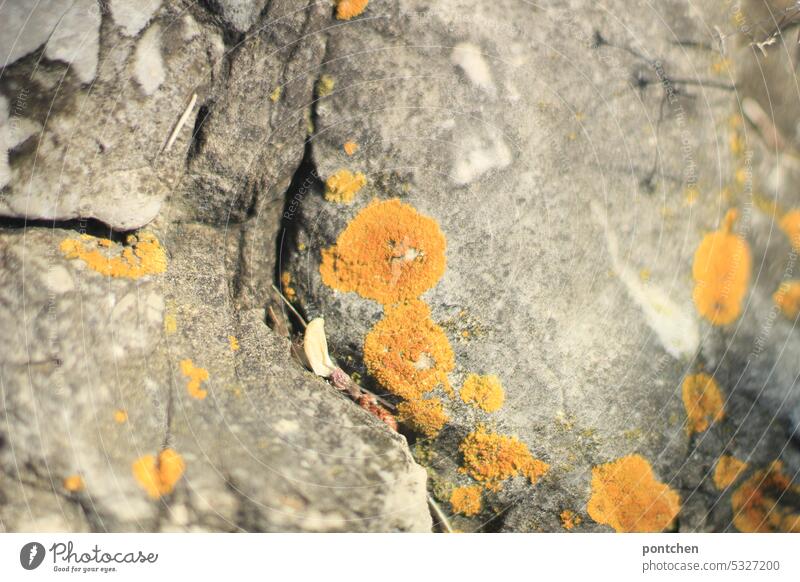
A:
[335, 0, 368, 20]
[59, 233, 167, 279]
[180, 359, 209, 400]
[780, 210, 800, 250]
[732, 461, 800, 532]
[363, 300, 454, 400]
[692, 209, 751, 325]
[560, 509, 582, 530]
[63, 475, 85, 493]
[773, 281, 800, 319]
[324, 169, 366, 204]
[587, 454, 681, 532]
[343, 141, 358, 156]
[682, 373, 725, 435]
[113, 409, 128, 424]
[132, 449, 186, 499]
[397, 397, 449, 437]
[460, 373, 504, 412]
[228, 335, 240, 351]
[450, 485, 482, 516]
[713, 455, 748, 490]
[459, 425, 549, 492]
[321, 198, 447, 304]
[281, 271, 296, 301]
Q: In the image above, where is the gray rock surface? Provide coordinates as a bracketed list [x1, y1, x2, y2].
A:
[283, 0, 800, 532]
[2, 0, 800, 533]
[0, 0, 433, 533]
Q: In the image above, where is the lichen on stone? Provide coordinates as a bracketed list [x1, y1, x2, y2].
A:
[132, 448, 186, 499]
[682, 372, 725, 435]
[458, 425, 549, 492]
[324, 169, 366, 204]
[587, 454, 680, 532]
[691, 209, 751, 325]
[780, 209, 800, 251]
[450, 485, 482, 516]
[560, 509, 582, 530]
[343, 141, 358, 156]
[335, 0, 368, 21]
[228, 335, 240, 351]
[321, 198, 447, 305]
[60, 233, 167, 279]
[63, 475, 85, 493]
[397, 397, 449, 437]
[460, 373, 504, 412]
[113, 409, 128, 424]
[773, 281, 800, 319]
[731, 461, 800, 532]
[363, 300, 454, 400]
[180, 359, 209, 400]
[713, 455, 748, 490]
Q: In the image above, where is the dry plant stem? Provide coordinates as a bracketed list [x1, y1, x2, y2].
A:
[163, 93, 197, 153]
[427, 496, 454, 533]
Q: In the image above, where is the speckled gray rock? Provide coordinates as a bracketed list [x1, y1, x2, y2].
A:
[0, 0, 433, 533]
[0, 224, 431, 532]
[283, 0, 800, 532]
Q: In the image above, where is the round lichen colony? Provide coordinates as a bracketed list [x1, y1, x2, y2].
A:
[320, 198, 447, 305]
[587, 454, 680, 533]
[460, 373, 504, 412]
[397, 397, 449, 438]
[459, 425, 549, 492]
[681, 372, 725, 435]
[691, 209, 751, 326]
[450, 485, 482, 516]
[731, 461, 800, 533]
[363, 300, 454, 401]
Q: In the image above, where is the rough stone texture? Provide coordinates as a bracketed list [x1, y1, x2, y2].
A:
[0, 224, 430, 532]
[2, 0, 800, 534]
[283, 0, 800, 532]
[0, 0, 433, 533]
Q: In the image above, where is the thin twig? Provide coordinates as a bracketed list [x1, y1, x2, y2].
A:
[164, 93, 197, 153]
[428, 495, 454, 533]
[271, 284, 307, 329]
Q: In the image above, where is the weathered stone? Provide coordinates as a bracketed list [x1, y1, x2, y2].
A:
[283, 0, 800, 532]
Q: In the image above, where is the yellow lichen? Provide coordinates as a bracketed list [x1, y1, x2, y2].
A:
[713, 455, 748, 490]
[682, 373, 725, 435]
[59, 233, 167, 279]
[692, 209, 751, 325]
[164, 313, 177, 335]
[335, 0, 368, 20]
[324, 169, 366, 204]
[281, 271, 296, 301]
[180, 359, 209, 400]
[63, 475, 85, 493]
[363, 300, 454, 400]
[732, 461, 800, 532]
[560, 509, 582, 530]
[780, 210, 800, 250]
[773, 281, 800, 319]
[587, 454, 681, 533]
[132, 449, 186, 499]
[460, 373, 504, 412]
[317, 74, 335, 97]
[228, 335, 240, 351]
[113, 409, 128, 424]
[450, 485, 482, 516]
[459, 425, 549, 492]
[269, 86, 282, 102]
[343, 141, 358, 156]
[397, 397, 449, 437]
[321, 198, 447, 305]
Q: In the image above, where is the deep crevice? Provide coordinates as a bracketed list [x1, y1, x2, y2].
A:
[0, 216, 132, 241]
